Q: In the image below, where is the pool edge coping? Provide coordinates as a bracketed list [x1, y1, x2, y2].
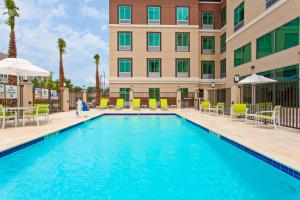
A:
[0, 112, 299, 181]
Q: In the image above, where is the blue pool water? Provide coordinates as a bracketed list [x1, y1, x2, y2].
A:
[0, 115, 299, 200]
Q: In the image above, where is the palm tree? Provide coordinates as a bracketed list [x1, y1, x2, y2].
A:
[57, 38, 66, 88]
[3, 0, 19, 58]
[94, 53, 101, 105]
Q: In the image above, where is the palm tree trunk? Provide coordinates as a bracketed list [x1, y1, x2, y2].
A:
[59, 53, 65, 88]
[8, 30, 17, 58]
[95, 64, 100, 105]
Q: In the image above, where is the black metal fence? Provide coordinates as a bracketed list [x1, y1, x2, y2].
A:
[208, 88, 231, 115]
[241, 79, 300, 129]
[69, 91, 84, 110]
[33, 88, 62, 113]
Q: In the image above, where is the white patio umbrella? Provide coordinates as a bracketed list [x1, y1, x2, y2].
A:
[237, 73, 277, 105]
[0, 58, 50, 106]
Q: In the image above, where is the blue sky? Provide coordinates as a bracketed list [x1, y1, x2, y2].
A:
[0, 0, 109, 88]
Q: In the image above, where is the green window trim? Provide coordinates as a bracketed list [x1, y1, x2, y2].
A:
[118, 32, 131, 51]
[202, 61, 215, 79]
[234, 43, 251, 67]
[234, 2, 244, 31]
[147, 33, 161, 51]
[221, 7, 226, 27]
[120, 88, 130, 101]
[202, 12, 214, 29]
[147, 59, 161, 73]
[257, 17, 299, 59]
[202, 37, 215, 54]
[148, 6, 160, 23]
[220, 33, 226, 53]
[220, 59, 226, 79]
[149, 88, 160, 101]
[176, 59, 190, 77]
[176, 33, 190, 51]
[177, 7, 189, 24]
[119, 6, 131, 23]
[118, 59, 132, 76]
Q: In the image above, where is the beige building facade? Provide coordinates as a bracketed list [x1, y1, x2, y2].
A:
[109, 0, 300, 107]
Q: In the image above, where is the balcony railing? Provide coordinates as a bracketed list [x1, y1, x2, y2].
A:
[119, 45, 131, 51]
[176, 46, 189, 52]
[202, 74, 215, 79]
[234, 20, 244, 32]
[119, 19, 131, 24]
[266, 0, 279, 9]
[148, 19, 160, 25]
[202, 49, 215, 55]
[148, 72, 160, 78]
[221, 46, 226, 53]
[177, 72, 189, 78]
[148, 46, 160, 52]
[202, 24, 214, 30]
[177, 20, 189, 25]
[119, 72, 131, 77]
[220, 73, 226, 79]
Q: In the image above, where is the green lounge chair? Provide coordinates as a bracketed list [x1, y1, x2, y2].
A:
[160, 99, 168, 110]
[116, 99, 124, 109]
[96, 99, 108, 109]
[230, 104, 248, 120]
[255, 106, 281, 128]
[149, 99, 157, 110]
[0, 105, 16, 129]
[23, 104, 49, 126]
[133, 99, 141, 110]
[200, 101, 211, 112]
[209, 103, 224, 116]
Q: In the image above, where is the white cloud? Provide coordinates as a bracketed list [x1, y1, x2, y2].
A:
[80, 6, 108, 20]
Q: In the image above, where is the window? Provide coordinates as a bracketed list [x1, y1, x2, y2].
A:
[202, 61, 215, 79]
[118, 32, 131, 51]
[181, 88, 189, 101]
[220, 59, 226, 78]
[221, 7, 226, 27]
[177, 7, 189, 25]
[147, 59, 161, 78]
[119, 6, 131, 24]
[220, 33, 226, 53]
[147, 33, 161, 51]
[202, 12, 214, 29]
[120, 88, 130, 102]
[202, 37, 215, 54]
[234, 43, 251, 67]
[257, 65, 299, 81]
[234, 2, 244, 31]
[176, 33, 190, 52]
[149, 88, 160, 101]
[148, 6, 160, 24]
[118, 58, 132, 77]
[176, 59, 190, 77]
[256, 18, 299, 59]
[266, 0, 279, 9]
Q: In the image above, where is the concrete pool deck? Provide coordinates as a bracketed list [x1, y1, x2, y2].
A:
[0, 108, 299, 172]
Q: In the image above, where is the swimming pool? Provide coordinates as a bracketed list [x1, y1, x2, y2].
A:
[0, 115, 299, 199]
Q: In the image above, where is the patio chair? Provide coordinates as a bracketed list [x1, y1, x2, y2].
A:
[96, 99, 108, 109]
[23, 104, 49, 126]
[133, 99, 141, 110]
[149, 99, 157, 110]
[230, 104, 248, 120]
[200, 101, 211, 112]
[116, 99, 124, 109]
[209, 103, 224, 116]
[0, 105, 16, 129]
[255, 106, 281, 128]
[160, 99, 168, 110]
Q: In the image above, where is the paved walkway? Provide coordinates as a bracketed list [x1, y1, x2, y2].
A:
[0, 109, 299, 172]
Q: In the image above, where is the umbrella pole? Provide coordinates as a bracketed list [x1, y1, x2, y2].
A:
[17, 75, 20, 107]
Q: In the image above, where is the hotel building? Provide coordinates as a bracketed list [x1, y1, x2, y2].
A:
[109, 0, 300, 108]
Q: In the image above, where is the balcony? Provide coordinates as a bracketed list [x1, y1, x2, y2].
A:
[202, 24, 214, 30]
[177, 20, 189, 25]
[148, 72, 160, 78]
[148, 19, 160, 25]
[202, 49, 215, 55]
[119, 19, 131, 24]
[202, 74, 215, 79]
[234, 20, 244, 32]
[266, 0, 279, 9]
[177, 72, 189, 78]
[176, 46, 189, 52]
[119, 45, 131, 51]
[148, 46, 160, 52]
[119, 72, 131, 77]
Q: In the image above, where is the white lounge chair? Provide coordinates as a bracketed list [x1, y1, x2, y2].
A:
[255, 106, 281, 128]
